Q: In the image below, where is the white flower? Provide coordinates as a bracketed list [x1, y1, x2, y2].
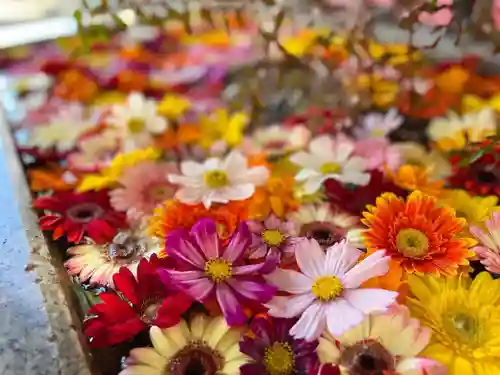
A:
[290, 135, 370, 194]
[107, 92, 168, 150]
[241, 124, 311, 156]
[168, 150, 269, 208]
[27, 104, 94, 152]
[355, 108, 404, 140]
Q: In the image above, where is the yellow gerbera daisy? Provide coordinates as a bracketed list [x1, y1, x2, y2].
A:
[407, 272, 500, 375]
[77, 147, 161, 192]
[439, 189, 500, 229]
[120, 315, 248, 375]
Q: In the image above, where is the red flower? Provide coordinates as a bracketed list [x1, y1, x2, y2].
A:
[83, 257, 193, 348]
[308, 364, 341, 375]
[283, 107, 349, 135]
[34, 190, 127, 244]
[324, 170, 407, 216]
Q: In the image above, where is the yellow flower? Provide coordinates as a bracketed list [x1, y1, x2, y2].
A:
[439, 189, 500, 229]
[355, 74, 399, 108]
[281, 29, 320, 57]
[390, 164, 445, 198]
[157, 95, 192, 119]
[435, 67, 470, 94]
[199, 109, 248, 149]
[368, 41, 421, 65]
[77, 148, 161, 192]
[396, 141, 451, 180]
[407, 272, 500, 375]
[182, 30, 230, 46]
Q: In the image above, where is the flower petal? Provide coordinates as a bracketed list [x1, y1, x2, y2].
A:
[166, 231, 206, 269]
[324, 240, 362, 276]
[296, 238, 326, 278]
[265, 268, 313, 294]
[289, 301, 327, 341]
[326, 298, 364, 336]
[223, 222, 252, 263]
[215, 283, 247, 326]
[267, 293, 316, 319]
[227, 278, 277, 302]
[342, 250, 390, 288]
[343, 288, 398, 314]
[190, 218, 221, 259]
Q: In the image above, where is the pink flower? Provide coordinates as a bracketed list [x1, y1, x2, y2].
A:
[354, 138, 403, 171]
[247, 215, 299, 262]
[158, 219, 278, 326]
[109, 161, 179, 222]
[418, 0, 453, 26]
[494, 0, 500, 31]
[470, 212, 500, 274]
[265, 239, 397, 341]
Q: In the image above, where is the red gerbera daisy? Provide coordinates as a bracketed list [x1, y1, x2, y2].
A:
[324, 170, 407, 216]
[34, 190, 127, 244]
[83, 257, 193, 348]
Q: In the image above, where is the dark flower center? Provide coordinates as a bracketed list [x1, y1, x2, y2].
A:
[139, 297, 163, 324]
[67, 203, 104, 223]
[167, 341, 223, 375]
[108, 232, 145, 260]
[300, 222, 345, 247]
[476, 170, 497, 183]
[340, 340, 395, 375]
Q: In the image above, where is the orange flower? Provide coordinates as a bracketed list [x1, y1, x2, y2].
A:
[28, 164, 77, 192]
[248, 175, 299, 220]
[148, 200, 249, 257]
[362, 191, 475, 277]
[115, 70, 148, 92]
[389, 164, 444, 198]
[54, 69, 99, 102]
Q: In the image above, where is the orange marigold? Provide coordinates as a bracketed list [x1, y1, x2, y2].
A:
[390, 164, 444, 198]
[148, 200, 249, 257]
[362, 191, 475, 277]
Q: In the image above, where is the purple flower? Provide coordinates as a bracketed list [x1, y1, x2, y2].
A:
[240, 316, 319, 375]
[247, 215, 299, 262]
[158, 218, 277, 326]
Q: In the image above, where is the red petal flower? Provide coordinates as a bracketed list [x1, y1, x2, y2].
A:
[83, 258, 193, 348]
[34, 190, 127, 244]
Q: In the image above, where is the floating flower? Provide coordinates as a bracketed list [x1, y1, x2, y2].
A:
[289, 204, 364, 249]
[266, 239, 397, 340]
[160, 219, 277, 326]
[83, 258, 192, 347]
[247, 215, 299, 262]
[407, 272, 500, 375]
[65, 229, 161, 287]
[317, 305, 445, 375]
[199, 109, 248, 150]
[325, 169, 407, 216]
[240, 316, 319, 375]
[109, 161, 178, 222]
[290, 135, 370, 195]
[470, 212, 500, 274]
[362, 191, 475, 277]
[354, 109, 403, 140]
[107, 92, 168, 150]
[390, 164, 445, 198]
[34, 190, 127, 244]
[120, 315, 249, 375]
[168, 150, 269, 209]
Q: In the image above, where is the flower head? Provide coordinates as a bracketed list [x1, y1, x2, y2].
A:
[28, 164, 77, 192]
[362, 191, 475, 277]
[396, 141, 451, 180]
[407, 272, 500, 375]
[156, 94, 192, 119]
[109, 161, 178, 222]
[159, 219, 277, 326]
[120, 315, 249, 375]
[168, 150, 269, 208]
[317, 305, 445, 375]
[290, 135, 370, 195]
[199, 109, 248, 150]
[266, 239, 397, 340]
[83, 257, 192, 347]
[354, 109, 403, 140]
[65, 229, 161, 287]
[390, 164, 445, 198]
[247, 215, 299, 262]
[240, 316, 319, 375]
[354, 138, 402, 171]
[34, 190, 127, 244]
[242, 125, 311, 157]
[471, 212, 500, 274]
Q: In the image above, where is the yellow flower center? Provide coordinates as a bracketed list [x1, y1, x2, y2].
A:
[262, 229, 285, 246]
[204, 259, 233, 283]
[149, 185, 173, 202]
[396, 228, 429, 258]
[312, 276, 344, 301]
[263, 342, 295, 375]
[127, 117, 145, 133]
[371, 129, 386, 137]
[444, 312, 484, 348]
[320, 162, 342, 175]
[203, 170, 229, 189]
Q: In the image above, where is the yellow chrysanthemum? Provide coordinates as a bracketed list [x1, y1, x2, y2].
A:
[199, 109, 248, 149]
[157, 95, 192, 119]
[407, 272, 500, 375]
[77, 147, 161, 192]
[439, 189, 500, 229]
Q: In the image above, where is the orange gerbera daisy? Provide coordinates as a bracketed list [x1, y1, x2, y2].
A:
[148, 200, 249, 257]
[362, 191, 475, 277]
[389, 164, 445, 198]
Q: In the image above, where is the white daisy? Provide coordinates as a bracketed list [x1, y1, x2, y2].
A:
[290, 135, 370, 194]
[120, 315, 248, 375]
[107, 92, 168, 150]
[168, 150, 269, 208]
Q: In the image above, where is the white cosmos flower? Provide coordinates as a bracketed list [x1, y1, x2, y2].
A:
[290, 135, 370, 194]
[168, 150, 269, 209]
[107, 92, 168, 150]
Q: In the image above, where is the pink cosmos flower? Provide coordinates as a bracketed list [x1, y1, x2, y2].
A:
[470, 212, 500, 274]
[354, 109, 404, 140]
[247, 215, 300, 262]
[354, 138, 403, 171]
[266, 239, 397, 341]
[158, 218, 278, 326]
[109, 161, 179, 222]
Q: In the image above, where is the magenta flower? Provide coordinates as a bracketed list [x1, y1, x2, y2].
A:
[158, 218, 278, 326]
[247, 215, 300, 262]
